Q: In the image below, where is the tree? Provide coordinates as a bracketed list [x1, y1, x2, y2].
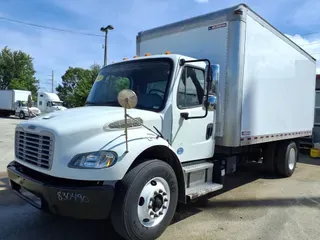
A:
[0, 46, 39, 98]
[56, 64, 101, 108]
[90, 63, 101, 84]
[114, 76, 130, 92]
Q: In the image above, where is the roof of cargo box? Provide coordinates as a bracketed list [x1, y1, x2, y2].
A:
[137, 3, 316, 62]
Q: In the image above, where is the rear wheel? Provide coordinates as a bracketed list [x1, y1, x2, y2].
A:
[276, 141, 298, 177]
[111, 160, 178, 240]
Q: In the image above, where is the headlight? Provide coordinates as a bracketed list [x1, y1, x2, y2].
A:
[68, 151, 117, 169]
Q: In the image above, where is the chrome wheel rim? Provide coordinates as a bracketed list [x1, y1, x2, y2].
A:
[137, 177, 170, 228]
[288, 148, 296, 170]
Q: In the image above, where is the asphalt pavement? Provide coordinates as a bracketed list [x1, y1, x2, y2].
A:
[0, 117, 20, 172]
[0, 117, 320, 240]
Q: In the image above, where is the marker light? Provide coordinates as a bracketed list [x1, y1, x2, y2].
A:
[145, 53, 151, 56]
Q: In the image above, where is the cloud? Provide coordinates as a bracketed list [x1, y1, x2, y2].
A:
[194, 0, 209, 3]
[286, 34, 320, 73]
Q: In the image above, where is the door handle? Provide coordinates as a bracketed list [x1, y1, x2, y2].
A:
[206, 123, 213, 140]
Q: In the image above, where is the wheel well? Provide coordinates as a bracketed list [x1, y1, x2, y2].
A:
[127, 145, 186, 203]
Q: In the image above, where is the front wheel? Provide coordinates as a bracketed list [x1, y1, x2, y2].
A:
[111, 160, 178, 240]
[19, 111, 25, 119]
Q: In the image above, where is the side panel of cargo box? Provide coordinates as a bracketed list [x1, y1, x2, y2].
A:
[136, 5, 246, 148]
[239, 11, 316, 146]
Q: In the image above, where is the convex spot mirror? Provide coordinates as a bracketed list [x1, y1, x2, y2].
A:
[117, 89, 138, 109]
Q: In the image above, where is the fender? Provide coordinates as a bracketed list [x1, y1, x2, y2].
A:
[107, 130, 186, 203]
[104, 130, 183, 181]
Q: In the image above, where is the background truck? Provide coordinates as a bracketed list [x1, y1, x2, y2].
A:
[0, 89, 41, 118]
[6, 4, 316, 240]
[37, 91, 67, 114]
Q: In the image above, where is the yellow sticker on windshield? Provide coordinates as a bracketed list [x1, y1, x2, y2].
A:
[96, 75, 103, 82]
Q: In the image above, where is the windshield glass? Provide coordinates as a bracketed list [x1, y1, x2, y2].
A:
[21, 101, 27, 107]
[52, 101, 63, 106]
[86, 58, 173, 111]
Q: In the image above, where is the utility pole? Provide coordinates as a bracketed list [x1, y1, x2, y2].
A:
[51, 70, 54, 93]
[100, 25, 114, 66]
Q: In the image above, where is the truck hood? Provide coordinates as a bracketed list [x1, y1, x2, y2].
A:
[24, 107, 40, 114]
[18, 106, 162, 136]
[52, 106, 67, 111]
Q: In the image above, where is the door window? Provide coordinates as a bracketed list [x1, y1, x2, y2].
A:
[177, 67, 205, 109]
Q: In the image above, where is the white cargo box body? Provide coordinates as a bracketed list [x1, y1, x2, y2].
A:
[0, 90, 31, 111]
[0, 90, 14, 110]
[136, 4, 317, 147]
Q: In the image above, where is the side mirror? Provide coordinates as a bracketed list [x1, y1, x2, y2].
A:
[202, 94, 217, 111]
[204, 65, 213, 93]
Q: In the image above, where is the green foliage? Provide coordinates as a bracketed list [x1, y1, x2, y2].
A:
[112, 76, 130, 92]
[0, 46, 39, 98]
[56, 64, 101, 108]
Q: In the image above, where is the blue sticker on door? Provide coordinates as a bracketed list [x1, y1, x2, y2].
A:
[177, 147, 184, 155]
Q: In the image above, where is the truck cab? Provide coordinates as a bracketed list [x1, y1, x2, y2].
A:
[15, 100, 41, 119]
[37, 92, 67, 114]
[7, 53, 220, 240]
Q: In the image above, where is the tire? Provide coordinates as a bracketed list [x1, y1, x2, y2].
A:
[276, 141, 298, 177]
[111, 160, 178, 240]
[19, 111, 25, 119]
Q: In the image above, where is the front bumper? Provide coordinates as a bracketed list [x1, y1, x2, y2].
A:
[7, 161, 115, 219]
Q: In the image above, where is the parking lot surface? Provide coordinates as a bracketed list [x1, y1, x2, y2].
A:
[0, 117, 20, 172]
[0, 117, 319, 240]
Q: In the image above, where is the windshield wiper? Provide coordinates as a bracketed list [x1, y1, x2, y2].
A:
[153, 126, 164, 139]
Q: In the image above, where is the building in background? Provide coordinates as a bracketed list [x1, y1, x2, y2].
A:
[313, 74, 320, 142]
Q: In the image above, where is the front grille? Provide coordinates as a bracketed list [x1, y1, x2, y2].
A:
[15, 128, 54, 170]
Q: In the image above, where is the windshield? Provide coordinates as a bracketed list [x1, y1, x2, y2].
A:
[86, 58, 173, 111]
[21, 101, 27, 107]
[52, 101, 63, 106]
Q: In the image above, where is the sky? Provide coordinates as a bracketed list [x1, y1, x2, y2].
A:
[0, 0, 320, 92]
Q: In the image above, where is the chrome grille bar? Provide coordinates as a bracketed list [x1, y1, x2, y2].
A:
[15, 127, 54, 170]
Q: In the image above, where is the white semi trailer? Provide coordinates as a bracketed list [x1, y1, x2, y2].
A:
[7, 4, 316, 240]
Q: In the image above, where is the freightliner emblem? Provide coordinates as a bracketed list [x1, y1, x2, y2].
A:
[27, 125, 36, 130]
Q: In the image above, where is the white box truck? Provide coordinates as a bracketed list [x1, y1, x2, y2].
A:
[0, 89, 41, 118]
[7, 4, 316, 240]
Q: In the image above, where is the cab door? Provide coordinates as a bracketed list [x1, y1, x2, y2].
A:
[15, 101, 20, 114]
[171, 63, 216, 163]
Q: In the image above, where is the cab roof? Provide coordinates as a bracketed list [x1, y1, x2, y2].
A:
[107, 53, 204, 68]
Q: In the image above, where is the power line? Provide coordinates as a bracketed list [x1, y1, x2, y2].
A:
[0, 16, 104, 38]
